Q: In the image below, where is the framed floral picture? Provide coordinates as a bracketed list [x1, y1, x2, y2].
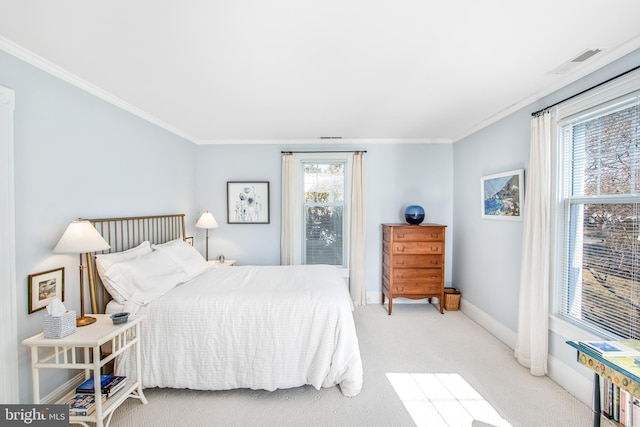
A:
[227, 181, 270, 224]
[28, 267, 65, 313]
[481, 169, 524, 220]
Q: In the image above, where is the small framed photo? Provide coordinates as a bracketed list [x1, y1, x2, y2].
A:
[28, 267, 65, 313]
[481, 169, 524, 220]
[227, 181, 270, 224]
[184, 236, 194, 246]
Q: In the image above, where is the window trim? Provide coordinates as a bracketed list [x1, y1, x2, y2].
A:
[292, 153, 353, 270]
[550, 69, 640, 339]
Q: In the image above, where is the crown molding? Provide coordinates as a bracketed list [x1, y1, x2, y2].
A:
[195, 138, 452, 145]
[452, 35, 640, 142]
[0, 36, 197, 144]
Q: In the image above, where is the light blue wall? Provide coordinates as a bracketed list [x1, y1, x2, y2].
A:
[9, 38, 635, 405]
[0, 50, 198, 403]
[195, 143, 455, 295]
[452, 48, 640, 382]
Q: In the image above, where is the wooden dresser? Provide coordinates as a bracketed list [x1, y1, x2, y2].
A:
[382, 223, 447, 315]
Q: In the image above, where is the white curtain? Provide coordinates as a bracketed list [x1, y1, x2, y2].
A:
[349, 153, 367, 306]
[515, 111, 552, 376]
[280, 152, 367, 306]
[280, 154, 298, 265]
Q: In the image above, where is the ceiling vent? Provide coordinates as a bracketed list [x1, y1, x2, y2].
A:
[319, 136, 343, 140]
[549, 48, 603, 74]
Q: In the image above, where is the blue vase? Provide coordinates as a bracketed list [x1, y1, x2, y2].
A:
[405, 205, 425, 225]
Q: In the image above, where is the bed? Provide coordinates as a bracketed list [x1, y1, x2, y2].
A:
[86, 214, 363, 397]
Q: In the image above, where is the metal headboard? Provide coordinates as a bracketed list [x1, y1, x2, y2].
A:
[86, 214, 187, 314]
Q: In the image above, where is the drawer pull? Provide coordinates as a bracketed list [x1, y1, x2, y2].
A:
[396, 260, 405, 265]
[431, 233, 440, 238]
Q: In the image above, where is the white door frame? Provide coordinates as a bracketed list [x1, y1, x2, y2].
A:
[0, 84, 19, 403]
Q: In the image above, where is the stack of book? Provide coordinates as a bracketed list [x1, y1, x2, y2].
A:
[65, 394, 107, 416]
[64, 375, 127, 416]
[599, 376, 640, 427]
[579, 340, 640, 359]
[578, 340, 640, 426]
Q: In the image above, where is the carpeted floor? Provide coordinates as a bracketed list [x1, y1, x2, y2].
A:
[108, 304, 591, 427]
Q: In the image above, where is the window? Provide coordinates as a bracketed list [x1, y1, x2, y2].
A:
[556, 86, 640, 339]
[282, 153, 353, 269]
[303, 161, 346, 266]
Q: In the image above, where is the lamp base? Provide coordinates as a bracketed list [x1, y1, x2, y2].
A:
[76, 316, 97, 327]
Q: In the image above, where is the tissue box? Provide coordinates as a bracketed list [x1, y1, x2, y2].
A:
[43, 310, 76, 338]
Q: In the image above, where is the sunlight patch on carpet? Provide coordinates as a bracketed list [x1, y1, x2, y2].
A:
[386, 373, 512, 427]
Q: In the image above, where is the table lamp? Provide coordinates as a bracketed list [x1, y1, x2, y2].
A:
[54, 219, 110, 326]
[195, 211, 218, 261]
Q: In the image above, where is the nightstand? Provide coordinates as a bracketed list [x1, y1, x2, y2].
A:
[209, 259, 237, 267]
[22, 314, 147, 427]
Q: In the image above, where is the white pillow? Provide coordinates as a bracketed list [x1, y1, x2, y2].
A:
[152, 238, 209, 279]
[95, 241, 153, 303]
[103, 250, 187, 305]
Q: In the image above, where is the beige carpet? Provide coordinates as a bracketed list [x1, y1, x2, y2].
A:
[108, 304, 591, 427]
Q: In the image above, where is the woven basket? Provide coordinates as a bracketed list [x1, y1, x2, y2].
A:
[444, 288, 460, 311]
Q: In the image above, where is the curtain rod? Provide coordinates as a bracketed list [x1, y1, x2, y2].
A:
[281, 150, 367, 154]
[531, 64, 640, 117]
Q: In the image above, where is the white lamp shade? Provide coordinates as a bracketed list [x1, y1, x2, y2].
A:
[53, 220, 111, 254]
[195, 211, 219, 229]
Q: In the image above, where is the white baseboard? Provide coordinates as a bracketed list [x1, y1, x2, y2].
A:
[366, 292, 593, 407]
[459, 298, 517, 349]
[460, 298, 592, 407]
[366, 291, 380, 305]
[41, 372, 85, 404]
[547, 354, 592, 406]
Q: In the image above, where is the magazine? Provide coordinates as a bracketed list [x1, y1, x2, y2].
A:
[578, 340, 640, 357]
[65, 393, 106, 416]
[605, 356, 640, 377]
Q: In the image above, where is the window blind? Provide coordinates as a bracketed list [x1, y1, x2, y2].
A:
[302, 161, 347, 266]
[557, 95, 640, 338]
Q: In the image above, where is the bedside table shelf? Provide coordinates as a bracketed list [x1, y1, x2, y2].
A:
[23, 314, 147, 427]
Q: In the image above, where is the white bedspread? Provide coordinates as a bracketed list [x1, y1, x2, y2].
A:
[115, 264, 363, 397]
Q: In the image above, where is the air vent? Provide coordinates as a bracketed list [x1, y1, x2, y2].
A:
[319, 136, 342, 140]
[549, 48, 604, 74]
[571, 49, 602, 63]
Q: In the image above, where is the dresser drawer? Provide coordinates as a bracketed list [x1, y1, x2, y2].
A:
[390, 255, 441, 268]
[392, 227, 444, 242]
[392, 282, 442, 295]
[392, 268, 442, 282]
[392, 241, 443, 255]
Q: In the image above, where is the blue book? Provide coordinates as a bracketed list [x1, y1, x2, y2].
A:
[76, 375, 127, 397]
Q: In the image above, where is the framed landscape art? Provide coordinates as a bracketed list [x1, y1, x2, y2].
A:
[28, 267, 65, 313]
[481, 169, 524, 220]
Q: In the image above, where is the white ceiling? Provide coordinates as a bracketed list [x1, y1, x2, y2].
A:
[1, 0, 640, 144]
